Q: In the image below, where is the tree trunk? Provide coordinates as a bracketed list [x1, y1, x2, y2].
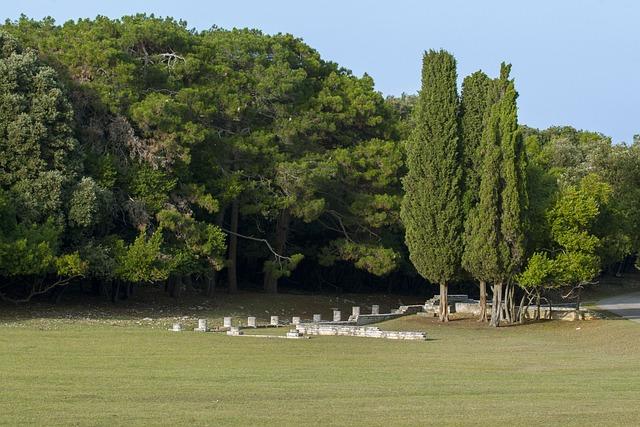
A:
[100, 282, 110, 300]
[183, 274, 193, 292]
[438, 282, 449, 322]
[227, 198, 239, 294]
[169, 275, 183, 299]
[111, 281, 120, 303]
[122, 283, 131, 300]
[203, 208, 225, 297]
[518, 294, 527, 324]
[503, 283, 512, 323]
[263, 210, 290, 294]
[478, 280, 488, 322]
[91, 280, 101, 296]
[490, 283, 502, 327]
[510, 283, 516, 321]
[166, 277, 173, 296]
[204, 271, 216, 297]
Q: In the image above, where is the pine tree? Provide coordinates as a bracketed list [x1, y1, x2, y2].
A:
[401, 50, 463, 322]
[460, 70, 492, 321]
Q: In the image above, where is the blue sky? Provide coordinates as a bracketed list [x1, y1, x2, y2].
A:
[3, 0, 638, 143]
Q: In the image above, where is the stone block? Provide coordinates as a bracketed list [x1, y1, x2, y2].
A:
[286, 329, 303, 338]
[270, 316, 279, 326]
[227, 326, 243, 336]
[223, 317, 232, 328]
[291, 316, 301, 325]
[313, 314, 322, 322]
[333, 310, 341, 322]
[247, 316, 257, 328]
[455, 302, 481, 315]
[194, 319, 209, 332]
[371, 304, 380, 315]
[170, 323, 182, 332]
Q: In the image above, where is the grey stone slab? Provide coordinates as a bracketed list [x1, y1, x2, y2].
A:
[247, 316, 257, 328]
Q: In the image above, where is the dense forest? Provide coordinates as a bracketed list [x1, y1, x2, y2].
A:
[0, 15, 638, 317]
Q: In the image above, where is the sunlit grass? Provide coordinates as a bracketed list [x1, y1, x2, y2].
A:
[1, 309, 639, 426]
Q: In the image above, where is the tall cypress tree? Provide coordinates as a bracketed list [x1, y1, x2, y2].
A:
[496, 64, 528, 324]
[463, 63, 527, 327]
[460, 70, 491, 321]
[460, 71, 491, 213]
[401, 49, 463, 322]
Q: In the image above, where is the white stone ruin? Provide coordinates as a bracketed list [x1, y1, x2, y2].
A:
[223, 317, 232, 328]
[333, 310, 341, 322]
[291, 316, 301, 325]
[227, 326, 243, 336]
[247, 316, 257, 328]
[194, 319, 209, 332]
[170, 323, 182, 332]
[286, 329, 304, 339]
[371, 305, 380, 315]
[313, 314, 322, 322]
[270, 316, 279, 326]
[296, 324, 427, 341]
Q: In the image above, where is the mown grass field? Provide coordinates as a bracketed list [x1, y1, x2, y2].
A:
[2, 290, 640, 426]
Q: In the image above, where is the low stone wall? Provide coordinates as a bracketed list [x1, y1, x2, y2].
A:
[424, 302, 456, 315]
[355, 313, 405, 325]
[454, 301, 601, 321]
[524, 306, 602, 321]
[296, 323, 426, 340]
[455, 301, 485, 315]
[426, 294, 475, 315]
[395, 305, 425, 314]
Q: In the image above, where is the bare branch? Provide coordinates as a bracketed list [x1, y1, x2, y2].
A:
[0, 275, 82, 304]
[220, 228, 291, 262]
[158, 52, 186, 68]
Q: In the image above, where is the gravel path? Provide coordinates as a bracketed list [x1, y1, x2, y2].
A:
[597, 292, 640, 323]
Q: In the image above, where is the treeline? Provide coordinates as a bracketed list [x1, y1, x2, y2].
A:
[0, 15, 638, 306]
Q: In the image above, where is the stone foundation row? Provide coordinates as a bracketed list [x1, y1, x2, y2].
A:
[296, 323, 427, 340]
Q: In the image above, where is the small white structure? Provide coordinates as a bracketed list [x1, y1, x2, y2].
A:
[333, 310, 341, 322]
[223, 317, 232, 328]
[194, 319, 209, 332]
[170, 323, 182, 332]
[286, 329, 304, 338]
[227, 326, 243, 336]
[270, 316, 279, 326]
[371, 305, 380, 315]
[291, 316, 301, 325]
[247, 316, 257, 328]
[313, 314, 322, 322]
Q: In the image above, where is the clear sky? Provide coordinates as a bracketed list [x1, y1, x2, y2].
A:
[3, 0, 638, 143]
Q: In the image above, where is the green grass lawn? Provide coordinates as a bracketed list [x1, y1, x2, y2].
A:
[2, 299, 640, 426]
